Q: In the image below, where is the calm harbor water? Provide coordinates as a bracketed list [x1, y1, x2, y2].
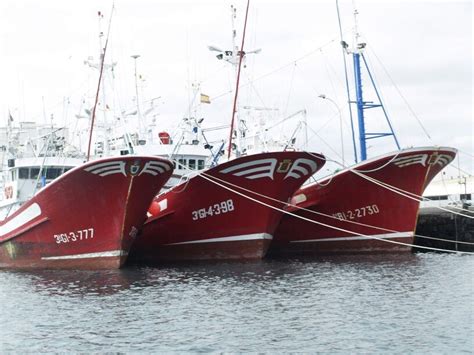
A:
[0, 253, 472, 353]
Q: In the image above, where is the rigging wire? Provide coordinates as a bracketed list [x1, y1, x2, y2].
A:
[360, 52, 397, 135]
[227, 0, 251, 159]
[283, 62, 297, 117]
[457, 148, 474, 160]
[432, 166, 473, 213]
[366, 45, 432, 140]
[308, 127, 344, 162]
[444, 163, 472, 178]
[210, 37, 339, 102]
[320, 48, 345, 96]
[248, 79, 270, 113]
[18, 76, 91, 128]
[335, 0, 358, 163]
[302, 116, 346, 162]
[87, 4, 115, 161]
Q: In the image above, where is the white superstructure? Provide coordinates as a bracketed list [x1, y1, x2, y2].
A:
[421, 175, 473, 208]
[0, 123, 84, 218]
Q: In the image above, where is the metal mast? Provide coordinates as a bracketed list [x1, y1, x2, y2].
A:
[337, 2, 400, 162]
[131, 54, 143, 136]
[87, 9, 114, 161]
[227, 0, 250, 159]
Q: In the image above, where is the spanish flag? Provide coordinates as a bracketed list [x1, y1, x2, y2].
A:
[200, 93, 211, 104]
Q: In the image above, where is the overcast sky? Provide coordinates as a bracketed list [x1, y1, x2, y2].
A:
[0, 0, 472, 175]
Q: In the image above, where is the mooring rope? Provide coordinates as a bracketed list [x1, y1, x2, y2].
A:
[348, 152, 402, 173]
[304, 151, 473, 220]
[350, 169, 474, 219]
[156, 152, 472, 250]
[197, 170, 474, 255]
[197, 169, 474, 246]
[413, 234, 474, 246]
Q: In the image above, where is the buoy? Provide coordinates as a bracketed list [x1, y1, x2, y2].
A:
[148, 201, 161, 216]
[4, 186, 13, 199]
[158, 132, 171, 144]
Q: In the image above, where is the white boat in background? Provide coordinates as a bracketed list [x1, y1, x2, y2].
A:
[94, 121, 211, 189]
[415, 173, 473, 253]
[421, 175, 473, 209]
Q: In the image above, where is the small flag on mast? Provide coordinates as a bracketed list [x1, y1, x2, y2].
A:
[200, 93, 211, 104]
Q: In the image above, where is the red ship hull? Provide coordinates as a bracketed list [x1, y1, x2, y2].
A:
[270, 147, 457, 255]
[129, 151, 326, 262]
[0, 156, 173, 269]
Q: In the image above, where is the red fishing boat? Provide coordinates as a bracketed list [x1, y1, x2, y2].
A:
[0, 155, 173, 269]
[270, 147, 456, 255]
[269, 2, 458, 256]
[129, 151, 325, 262]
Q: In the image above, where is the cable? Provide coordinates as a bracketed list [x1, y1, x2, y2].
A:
[351, 169, 474, 219]
[196, 169, 474, 255]
[414, 234, 474, 246]
[189, 157, 473, 243]
[367, 45, 432, 140]
[210, 37, 339, 102]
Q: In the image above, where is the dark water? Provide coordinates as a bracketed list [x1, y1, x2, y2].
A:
[1, 253, 472, 353]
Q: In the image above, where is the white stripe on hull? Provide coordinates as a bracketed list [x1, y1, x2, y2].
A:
[41, 250, 127, 260]
[165, 233, 273, 246]
[290, 231, 413, 243]
[0, 203, 42, 238]
[85, 161, 127, 177]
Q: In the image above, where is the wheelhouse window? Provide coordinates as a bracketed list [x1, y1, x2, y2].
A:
[45, 167, 62, 180]
[197, 159, 205, 170]
[427, 195, 448, 201]
[19, 168, 29, 179]
[188, 159, 196, 170]
[178, 159, 185, 170]
[30, 168, 40, 179]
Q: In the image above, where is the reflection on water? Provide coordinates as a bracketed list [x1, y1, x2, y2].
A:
[6, 269, 139, 297]
[7, 254, 423, 297]
[0, 253, 472, 353]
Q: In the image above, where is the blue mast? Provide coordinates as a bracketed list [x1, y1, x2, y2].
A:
[352, 51, 368, 161]
[342, 5, 401, 162]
